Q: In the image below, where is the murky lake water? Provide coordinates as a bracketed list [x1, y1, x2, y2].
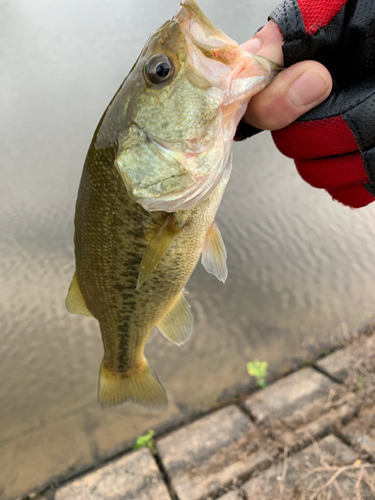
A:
[2, 0, 375, 498]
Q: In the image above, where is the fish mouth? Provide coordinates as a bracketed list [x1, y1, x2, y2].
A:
[175, 0, 278, 92]
[176, 0, 239, 65]
[115, 2, 279, 214]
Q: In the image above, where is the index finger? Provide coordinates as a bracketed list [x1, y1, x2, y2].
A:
[241, 20, 284, 67]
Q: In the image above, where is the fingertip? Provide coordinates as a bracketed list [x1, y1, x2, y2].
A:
[241, 37, 262, 54]
[241, 20, 284, 65]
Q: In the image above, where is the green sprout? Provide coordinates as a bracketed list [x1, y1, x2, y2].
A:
[133, 429, 156, 453]
[356, 376, 366, 392]
[247, 360, 268, 388]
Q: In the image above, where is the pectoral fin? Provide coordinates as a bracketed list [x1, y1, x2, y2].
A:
[201, 221, 228, 283]
[137, 214, 185, 290]
[157, 292, 193, 346]
[65, 273, 92, 317]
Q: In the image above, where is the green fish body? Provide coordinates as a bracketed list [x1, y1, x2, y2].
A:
[67, 0, 277, 409]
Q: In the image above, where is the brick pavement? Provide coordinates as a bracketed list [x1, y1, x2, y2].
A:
[19, 333, 375, 500]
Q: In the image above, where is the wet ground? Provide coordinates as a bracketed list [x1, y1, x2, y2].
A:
[2, 0, 375, 499]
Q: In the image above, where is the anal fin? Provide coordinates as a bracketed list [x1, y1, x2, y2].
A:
[201, 221, 228, 283]
[66, 272, 92, 317]
[137, 214, 185, 290]
[157, 292, 193, 346]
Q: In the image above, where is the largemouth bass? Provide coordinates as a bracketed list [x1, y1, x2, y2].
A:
[66, 0, 278, 409]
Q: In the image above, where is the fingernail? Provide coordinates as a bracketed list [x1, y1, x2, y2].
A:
[288, 70, 329, 108]
[241, 37, 262, 54]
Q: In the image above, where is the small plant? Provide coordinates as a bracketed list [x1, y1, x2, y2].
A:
[133, 429, 156, 453]
[356, 376, 366, 391]
[247, 360, 268, 388]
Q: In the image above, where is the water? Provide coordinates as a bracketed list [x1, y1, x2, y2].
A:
[1, 0, 375, 498]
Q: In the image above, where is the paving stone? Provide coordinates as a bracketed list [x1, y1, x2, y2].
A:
[243, 367, 344, 429]
[342, 405, 375, 460]
[157, 405, 261, 500]
[216, 490, 242, 500]
[278, 394, 361, 450]
[55, 448, 171, 500]
[316, 348, 355, 383]
[173, 451, 272, 500]
[317, 335, 375, 386]
[243, 435, 374, 500]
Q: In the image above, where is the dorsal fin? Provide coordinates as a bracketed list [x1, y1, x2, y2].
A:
[201, 221, 228, 283]
[66, 272, 92, 316]
[157, 292, 193, 346]
[137, 214, 185, 290]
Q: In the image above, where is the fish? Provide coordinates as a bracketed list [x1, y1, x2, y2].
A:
[66, 0, 278, 410]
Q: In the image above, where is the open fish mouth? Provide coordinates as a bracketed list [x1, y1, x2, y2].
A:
[176, 0, 240, 66]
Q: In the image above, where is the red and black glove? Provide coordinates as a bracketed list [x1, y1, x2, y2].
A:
[237, 0, 375, 208]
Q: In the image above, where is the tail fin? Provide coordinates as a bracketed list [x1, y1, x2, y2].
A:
[98, 359, 168, 410]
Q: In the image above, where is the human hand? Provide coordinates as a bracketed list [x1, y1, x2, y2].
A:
[237, 0, 375, 208]
[240, 21, 332, 132]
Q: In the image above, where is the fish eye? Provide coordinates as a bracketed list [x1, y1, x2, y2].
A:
[145, 54, 175, 85]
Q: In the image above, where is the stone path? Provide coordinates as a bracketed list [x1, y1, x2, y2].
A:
[22, 333, 375, 500]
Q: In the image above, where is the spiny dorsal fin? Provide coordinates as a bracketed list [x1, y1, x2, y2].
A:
[157, 292, 193, 346]
[201, 221, 228, 283]
[65, 272, 92, 317]
[137, 214, 185, 290]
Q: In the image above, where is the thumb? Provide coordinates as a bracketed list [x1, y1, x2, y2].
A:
[241, 21, 333, 131]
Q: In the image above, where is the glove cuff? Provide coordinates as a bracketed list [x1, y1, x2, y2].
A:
[234, 121, 263, 142]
